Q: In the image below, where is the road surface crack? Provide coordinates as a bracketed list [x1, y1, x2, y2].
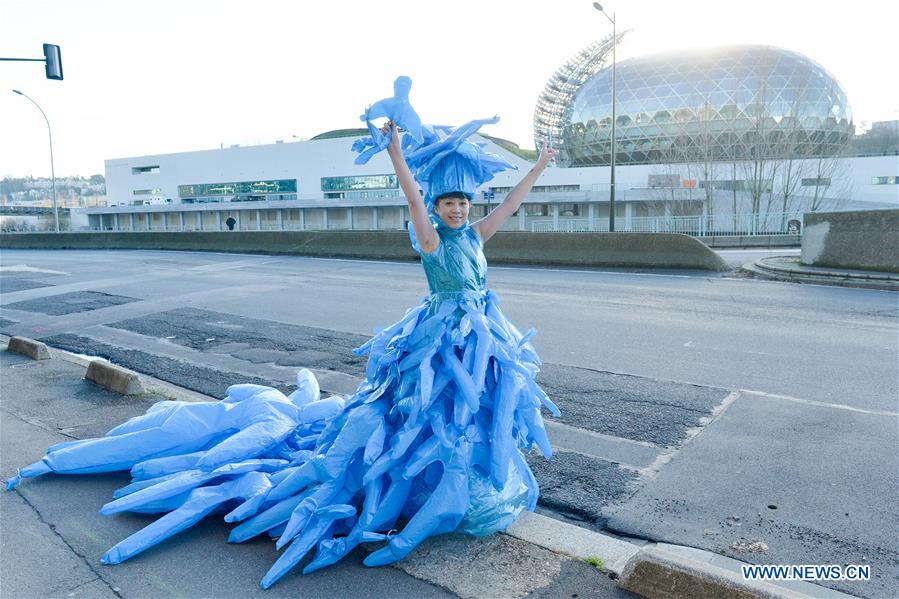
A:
[0, 407, 79, 440]
[13, 490, 124, 599]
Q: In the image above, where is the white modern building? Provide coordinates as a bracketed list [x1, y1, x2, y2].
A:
[85, 131, 896, 235]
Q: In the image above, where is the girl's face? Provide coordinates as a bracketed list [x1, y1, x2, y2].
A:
[433, 196, 470, 229]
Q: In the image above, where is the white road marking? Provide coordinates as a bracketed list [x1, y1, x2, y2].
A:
[641, 390, 743, 478]
[0, 264, 69, 275]
[739, 389, 899, 417]
[715, 249, 800, 254]
[544, 420, 662, 471]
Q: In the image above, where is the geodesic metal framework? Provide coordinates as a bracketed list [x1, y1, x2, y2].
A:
[532, 31, 628, 159]
[544, 45, 854, 167]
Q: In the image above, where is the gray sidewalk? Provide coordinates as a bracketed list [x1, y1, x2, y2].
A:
[0, 346, 632, 599]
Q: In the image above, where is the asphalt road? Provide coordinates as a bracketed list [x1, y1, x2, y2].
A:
[2, 248, 894, 409]
[2, 248, 897, 597]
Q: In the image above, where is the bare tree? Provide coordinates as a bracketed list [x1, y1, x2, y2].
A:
[740, 69, 779, 232]
[693, 97, 722, 225]
[649, 143, 704, 228]
[802, 155, 852, 212]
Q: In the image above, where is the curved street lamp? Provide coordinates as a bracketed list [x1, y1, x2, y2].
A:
[593, 2, 617, 231]
[12, 89, 60, 232]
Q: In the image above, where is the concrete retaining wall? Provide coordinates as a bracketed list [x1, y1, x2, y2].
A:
[802, 209, 899, 273]
[0, 230, 729, 271]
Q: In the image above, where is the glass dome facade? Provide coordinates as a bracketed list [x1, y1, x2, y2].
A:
[556, 45, 853, 167]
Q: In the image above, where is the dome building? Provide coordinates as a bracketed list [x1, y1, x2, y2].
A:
[535, 44, 854, 167]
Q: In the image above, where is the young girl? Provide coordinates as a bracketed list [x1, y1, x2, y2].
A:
[335, 115, 562, 564]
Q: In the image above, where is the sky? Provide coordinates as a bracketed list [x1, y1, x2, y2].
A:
[1, 0, 897, 179]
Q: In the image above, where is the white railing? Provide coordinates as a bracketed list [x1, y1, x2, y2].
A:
[530, 219, 609, 233]
[530, 212, 804, 236]
[84, 222, 400, 233]
[77, 212, 803, 236]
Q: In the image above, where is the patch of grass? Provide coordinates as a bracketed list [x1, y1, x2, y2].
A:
[583, 555, 605, 571]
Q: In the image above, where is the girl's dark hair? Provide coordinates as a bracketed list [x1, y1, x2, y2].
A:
[434, 191, 471, 203]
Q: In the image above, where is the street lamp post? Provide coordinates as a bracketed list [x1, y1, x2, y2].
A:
[12, 89, 60, 232]
[592, 2, 617, 232]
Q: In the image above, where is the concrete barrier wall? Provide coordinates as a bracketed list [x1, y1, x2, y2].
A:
[482, 232, 728, 270]
[802, 209, 899, 273]
[0, 230, 730, 271]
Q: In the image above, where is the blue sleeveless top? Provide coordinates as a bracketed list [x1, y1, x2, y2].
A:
[418, 221, 488, 305]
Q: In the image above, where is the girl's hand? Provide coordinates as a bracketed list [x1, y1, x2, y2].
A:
[381, 120, 401, 156]
[536, 138, 558, 168]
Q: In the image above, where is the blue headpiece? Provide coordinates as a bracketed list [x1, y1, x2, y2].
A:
[352, 77, 517, 214]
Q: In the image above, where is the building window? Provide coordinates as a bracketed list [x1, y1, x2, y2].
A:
[802, 178, 831, 187]
[872, 176, 897, 185]
[648, 174, 680, 188]
[489, 184, 580, 194]
[321, 174, 398, 191]
[525, 204, 550, 216]
[558, 203, 580, 216]
[132, 166, 160, 174]
[133, 188, 162, 195]
[178, 179, 297, 199]
[323, 189, 400, 200]
[542, 185, 580, 192]
[699, 179, 773, 193]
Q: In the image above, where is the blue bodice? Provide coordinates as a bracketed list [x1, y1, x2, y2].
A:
[419, 222, 488, 301]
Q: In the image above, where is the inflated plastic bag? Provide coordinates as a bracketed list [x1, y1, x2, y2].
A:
[457, 462, 529, 537]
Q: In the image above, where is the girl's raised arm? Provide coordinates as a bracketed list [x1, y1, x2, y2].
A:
[385, 122, 439, 253]
[473, 140, 557, 243]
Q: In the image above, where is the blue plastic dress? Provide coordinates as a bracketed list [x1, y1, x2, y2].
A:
[4, 77, 560, 589]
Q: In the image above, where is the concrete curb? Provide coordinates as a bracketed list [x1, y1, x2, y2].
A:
[741, 258, 899, 291]
[7, 336, 51, 360]
[1, 334, 224, 404]
[618, 543, 857, 599]
[84, 360, 146, 395]
[759, 257, 899, 281]
[504, 511, 642, 574]
[505, 514, 852, 599]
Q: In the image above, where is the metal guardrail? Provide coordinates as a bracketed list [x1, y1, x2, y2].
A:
[530, 212, 804, 236]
